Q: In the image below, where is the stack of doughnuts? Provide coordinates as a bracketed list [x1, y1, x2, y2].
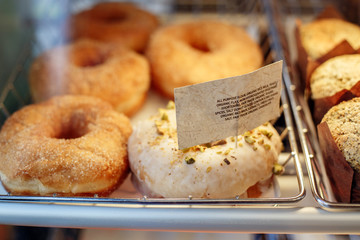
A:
[1, 2, 275, 198]
[29, 2, 159, 117]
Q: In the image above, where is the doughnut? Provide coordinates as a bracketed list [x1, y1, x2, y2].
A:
[128, 102, 282, 198]
[69, 2, 159, 52]
[29, 39, 150, 117]
[146, 20, 263, 99]
[0, 95, 132, 196]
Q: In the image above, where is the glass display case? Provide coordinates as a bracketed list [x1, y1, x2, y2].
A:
[0, 0, 359, 234]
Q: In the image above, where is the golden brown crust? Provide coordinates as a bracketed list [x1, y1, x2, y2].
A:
[300, 18, 360, 60]
[68, 2, 159, 52]
[0, 95, 132, 196]
[310, 54, 360, 99]
[146, 20, 263, 99]
[29, 39, 150, 117]
[321, 97, 360, 173]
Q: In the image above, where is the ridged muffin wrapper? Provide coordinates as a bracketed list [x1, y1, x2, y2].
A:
[312, 82, 360, 125]
[301, 35, 360, 124]
[295, 6, 346, 92]
[317, 122, 360, 203]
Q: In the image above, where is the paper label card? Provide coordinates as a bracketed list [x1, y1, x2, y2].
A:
[174, 61, 283, 149]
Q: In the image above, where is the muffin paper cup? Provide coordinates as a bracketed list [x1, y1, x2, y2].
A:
[317, 121, 360, 203]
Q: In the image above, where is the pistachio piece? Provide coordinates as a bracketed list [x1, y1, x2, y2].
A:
[273, 163, 284, 175]
[244, 136, 256, 145]
[166, 101, 175, 109]
[181, 148, 190, 153]
[264, 144, 271, 150]
[224, 148, 233, 155]
[185, 156, 195, 164]
[260, 129, 273, 139]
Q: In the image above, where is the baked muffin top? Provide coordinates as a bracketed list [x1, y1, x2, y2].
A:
[310, 54, 360, 99]
[322, 97, 360, 173]
[300, 18, 360, 59]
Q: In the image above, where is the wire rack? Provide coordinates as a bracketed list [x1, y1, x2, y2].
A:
[265, 0, 360, 209]
[0, 0, 305, 207]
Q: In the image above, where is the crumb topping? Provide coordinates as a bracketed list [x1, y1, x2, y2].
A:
[311, 54, 360, 99]
[322, 97, 360, 173]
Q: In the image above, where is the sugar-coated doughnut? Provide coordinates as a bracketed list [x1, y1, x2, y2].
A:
[0, 95, 132, 196]
[128, 102, 282, 198]
[146, 20, 263, 99]
[69, 2, 159, 52]
[29, 39, 150, 117]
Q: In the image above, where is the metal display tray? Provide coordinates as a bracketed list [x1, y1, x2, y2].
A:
[265, 0, 360, 210]
[0, 0, 306, 207]
[5, 0, 360, 234]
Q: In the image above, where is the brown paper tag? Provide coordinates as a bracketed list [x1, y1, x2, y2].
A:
[174, 61, 282, 149]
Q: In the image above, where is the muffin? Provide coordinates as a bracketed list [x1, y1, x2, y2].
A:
[299, 18, 360, 60]
[310, 54, 360, 100]
[319, 97, 360, 203]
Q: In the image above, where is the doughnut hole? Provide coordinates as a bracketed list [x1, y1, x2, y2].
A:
[189, 40, 211, 53]
[187, 37, 211, 53]
[71, 45, 109, 68]
[100, 12, 128, 23]
[54, 110, 92, 139]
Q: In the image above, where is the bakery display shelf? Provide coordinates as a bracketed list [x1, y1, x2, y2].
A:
[3, 0, 360, 233]
[0, 0, 305, 208]
[264, 0, 360, 210]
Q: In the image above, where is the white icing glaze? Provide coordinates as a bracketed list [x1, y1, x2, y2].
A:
[128, 106, 282, 198]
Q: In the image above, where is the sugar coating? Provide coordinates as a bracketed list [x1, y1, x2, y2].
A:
[0, 95, 132, 196]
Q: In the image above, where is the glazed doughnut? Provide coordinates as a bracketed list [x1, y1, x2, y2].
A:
[146, 20, 263, 99]
[128, 102, 282, 198]
[69, 2, 159, 52]
[0, 95, 132, 196]
[29, 39, 150, 117]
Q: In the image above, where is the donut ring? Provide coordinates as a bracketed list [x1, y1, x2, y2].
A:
[146, 20, 263, 99]
[69, 2, 159, 52]
[0, 95, 132, 196]
[29, 39, 150, 117]
[128, 103, 282, 198]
